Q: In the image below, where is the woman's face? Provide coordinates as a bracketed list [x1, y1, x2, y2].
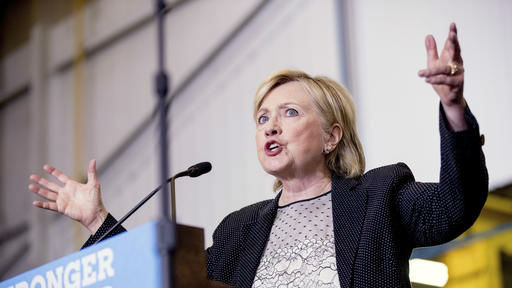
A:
[255, 82, 328, 180]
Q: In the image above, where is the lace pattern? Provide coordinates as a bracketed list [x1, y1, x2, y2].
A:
[253, 192, 340, 288]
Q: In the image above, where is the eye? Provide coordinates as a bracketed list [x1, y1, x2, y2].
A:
[258, 115, 269, 124]
[285, 108, 298, 117]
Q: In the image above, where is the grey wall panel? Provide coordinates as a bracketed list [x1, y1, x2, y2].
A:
[0, 92, 31, 278]
[0, 95, 31, 229]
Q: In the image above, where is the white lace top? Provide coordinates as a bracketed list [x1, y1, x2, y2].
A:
[252, 191, 341, 288]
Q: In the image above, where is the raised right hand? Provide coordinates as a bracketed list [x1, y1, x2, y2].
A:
[29, 159, 108, 234]
[418, 23, 467, 131]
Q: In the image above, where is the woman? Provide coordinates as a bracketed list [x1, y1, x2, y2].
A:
[29, 23, 488, 287]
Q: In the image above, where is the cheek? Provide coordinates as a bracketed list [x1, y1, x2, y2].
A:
[255, 132, 267, 162]
[255, 131, 265, 149]
[287, 131, 322, 159]
[304, 132, 324, 151]
[293, 122, 325, 148]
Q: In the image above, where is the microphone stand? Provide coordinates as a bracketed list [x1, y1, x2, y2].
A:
[155, 0, 174, 287]
[91, 162, 210, 245]
[92, 175, 182, 244]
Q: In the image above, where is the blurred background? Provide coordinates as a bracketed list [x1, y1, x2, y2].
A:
[0, 0, 510, 287]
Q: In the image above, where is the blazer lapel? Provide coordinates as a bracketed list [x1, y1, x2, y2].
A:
[237, 193, 280, 288]
[331, 174, 367, 288]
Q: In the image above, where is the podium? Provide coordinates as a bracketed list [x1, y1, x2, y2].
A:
[0, 222, 232, 288]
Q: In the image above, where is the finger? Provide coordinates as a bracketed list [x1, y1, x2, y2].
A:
[442, 31, 458, 57]
[29, 174, 62, 192]
[425, 35, 439, 67]
[443, 24, 461, 61]
[33, 200, 58, 212]
[451, 22, 457, 34]
[43, 164, 70, 184]
[418, 64, 452, 77]
[87, 159, 98, 185]
[451, 24, 462, 63]
[29, 184, 58, 201]
[425, 75, 463, 86]
[419, 64, 464, 77]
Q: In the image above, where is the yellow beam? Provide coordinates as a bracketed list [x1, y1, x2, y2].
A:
[484, 195, 512, 216]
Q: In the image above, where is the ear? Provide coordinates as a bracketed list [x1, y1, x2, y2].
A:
[326, 123, 343, 147]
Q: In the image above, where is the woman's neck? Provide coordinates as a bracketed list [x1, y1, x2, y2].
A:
[278, 171, 332, 206]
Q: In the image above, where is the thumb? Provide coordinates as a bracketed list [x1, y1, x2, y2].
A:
[88, 159, 99, 185]
[425, 34, 439, 67]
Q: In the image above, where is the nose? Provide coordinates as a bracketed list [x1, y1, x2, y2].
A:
[265, 116, 282, 136]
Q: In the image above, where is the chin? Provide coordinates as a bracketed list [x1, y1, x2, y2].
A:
[261, 161, 290, 177]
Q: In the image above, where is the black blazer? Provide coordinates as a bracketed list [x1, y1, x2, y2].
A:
[84, 106, 487, 288]
[205, 106, 488, 288]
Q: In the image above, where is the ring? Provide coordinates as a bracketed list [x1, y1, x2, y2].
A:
[448, 62, 458, 75]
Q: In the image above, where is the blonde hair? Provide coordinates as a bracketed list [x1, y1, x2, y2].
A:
[254, 70, 365, 191]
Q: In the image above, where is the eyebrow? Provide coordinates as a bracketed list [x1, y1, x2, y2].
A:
[256, 107, 268, 116]
[257, 102, 299, 115]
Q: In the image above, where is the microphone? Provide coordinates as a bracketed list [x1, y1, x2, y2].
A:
[188, 162, 212, 177]
[174, 162, 212, 178]
[93, 162, 212, 245]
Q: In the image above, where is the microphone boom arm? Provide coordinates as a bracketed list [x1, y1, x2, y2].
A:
[92, 162, 211, 245]
[94, 175, 175, 244]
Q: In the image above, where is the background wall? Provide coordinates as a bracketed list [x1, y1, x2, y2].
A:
[348, 0, 512, 189]
[0, 0, 510, 284]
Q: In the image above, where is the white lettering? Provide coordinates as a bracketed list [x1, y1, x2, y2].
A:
[46, 266, 63, 288]
[97, 248, 114, 281]
[29, 275, 46, 288]
[11, 248, 115, 288]
[81, 253, 96, 287]
[63, 260, 80, 288]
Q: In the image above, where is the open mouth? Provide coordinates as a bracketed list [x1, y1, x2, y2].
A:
[269, 143, 280, 151]
[265, 141, 282, 155]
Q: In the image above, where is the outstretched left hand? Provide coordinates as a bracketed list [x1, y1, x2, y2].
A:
[418, 23, 467, 131]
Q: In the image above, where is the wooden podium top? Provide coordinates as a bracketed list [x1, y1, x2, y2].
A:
[175, 224, 234, 288]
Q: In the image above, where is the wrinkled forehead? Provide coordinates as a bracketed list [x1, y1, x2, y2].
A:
[262, 82, 311, 104]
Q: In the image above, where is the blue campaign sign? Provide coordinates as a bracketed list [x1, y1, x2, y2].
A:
[1, 221, 161, 288]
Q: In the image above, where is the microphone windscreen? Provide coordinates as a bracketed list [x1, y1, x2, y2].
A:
[188, 162, 212, 177]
